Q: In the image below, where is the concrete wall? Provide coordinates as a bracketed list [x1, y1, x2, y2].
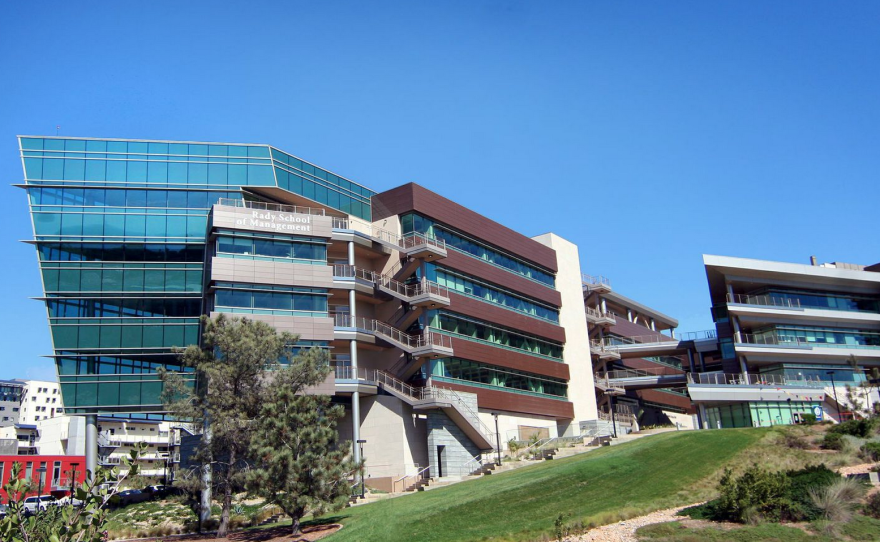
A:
[532, 233, 598, 431]
[426, 411, 481, 478]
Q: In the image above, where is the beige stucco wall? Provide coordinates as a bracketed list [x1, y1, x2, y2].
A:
[209, 312, 334, 342]
[532, 233, 598, 429]
[210, 257, 334, 288]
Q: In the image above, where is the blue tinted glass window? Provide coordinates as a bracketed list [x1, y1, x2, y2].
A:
[107, 141, 127, 153]
[86, 140, 107, 152]
[43, 159, 64, 180]
[21, 138, 43, 150]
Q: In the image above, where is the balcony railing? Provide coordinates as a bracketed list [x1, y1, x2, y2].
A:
[738, 333, 880, 350]
[585, 306, 616, 323]
[728, 293, 801, 309]
[688, 372, 824, 387]
[582, 274, 611, 289]
[599, 367, 686, 380]
[592, 334, 678, 350]
[333, 314, 452, 351]
[677, 329, 717, 341]
[400, 231, 447, 251]
[216, 198, 326, 216]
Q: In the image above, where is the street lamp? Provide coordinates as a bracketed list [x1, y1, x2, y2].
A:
[70, 463, 80, 497]
[356, 439, 366, 498]
[827, 371, 842, 422]
[492, 413, 501, 466]
[609, 397, 618, 438]
[36, 466, 47, 496]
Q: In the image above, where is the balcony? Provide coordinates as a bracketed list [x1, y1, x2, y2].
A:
[400, 232, 447, 260]
[687, 372, 826, 403]
[589, 341, 621, 361]
[727, 293, 880, 325]
[582, 274, 611, 294]
[585, 306, 616, 327]
[736, 333, 880, 359]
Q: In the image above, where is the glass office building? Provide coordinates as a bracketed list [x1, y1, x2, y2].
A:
[19, 136, 375, 417]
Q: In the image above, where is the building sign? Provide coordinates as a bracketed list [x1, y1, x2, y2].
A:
[235, 211, 312, 233]
[812, 405, 823, 421]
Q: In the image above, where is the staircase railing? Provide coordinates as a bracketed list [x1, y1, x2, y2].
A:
[392, 465, 431, 493]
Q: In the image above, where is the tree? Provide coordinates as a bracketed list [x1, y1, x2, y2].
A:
[0, 444, 145, 542]
[160, 313, 298, 537]
[247, 347, 356, 535]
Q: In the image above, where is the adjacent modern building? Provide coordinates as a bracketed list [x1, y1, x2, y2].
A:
[585, 278, 695, 429]
[0, 381, 24, 427]
[18, 136, 598, 490]
[698, 255, 880, 427]
[0, 455, 86, 501]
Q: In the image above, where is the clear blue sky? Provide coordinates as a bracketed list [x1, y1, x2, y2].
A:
[1, 1, 878, 382]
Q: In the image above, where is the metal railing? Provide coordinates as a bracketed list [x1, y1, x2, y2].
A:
[423, 387, 496, 444]
[598, 367, 686, 380]
[585, 306, 616, 322]
[591, 334, 678, 350]
[334, 313, 453, 351]
[582, 274, 611, 288]
[677, 329, 718, 341]
[687, 372, 824, 387]
[400, 231, 447, 251]
[332, 264, 449, 301]
[216, 198, 326, 216]
[728, 293, 801, 309]
[737, 333, 880, 350]
[392, 465, 431, 493]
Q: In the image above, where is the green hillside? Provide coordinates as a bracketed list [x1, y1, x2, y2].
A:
[325, 429, 766, 542]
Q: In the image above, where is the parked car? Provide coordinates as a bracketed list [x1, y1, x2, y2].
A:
[57, 495, 85, 508]
[0, 503, 8, 518]
[22, 495, 57, 515]
[117, 489, 150, 506]
[143, 485, 167, 499]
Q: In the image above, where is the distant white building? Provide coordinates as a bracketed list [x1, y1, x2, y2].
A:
[17, 379, 63, 425]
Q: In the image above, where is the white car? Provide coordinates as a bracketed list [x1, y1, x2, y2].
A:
[57, 495, 85, 508]
[22, 495, 57, 514]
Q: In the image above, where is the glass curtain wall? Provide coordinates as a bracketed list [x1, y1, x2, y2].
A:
[21, 136, 372, 416]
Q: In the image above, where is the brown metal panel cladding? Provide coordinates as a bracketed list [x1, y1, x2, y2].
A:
[451, 339, 570, 380]
[447, 293, 566, 344]
[436, 381, 575, 419]
[371, 183, 558, 272]
[635, 389, 695, 413]
[608, 318, 674, 340]
[439, 251, 562, 306]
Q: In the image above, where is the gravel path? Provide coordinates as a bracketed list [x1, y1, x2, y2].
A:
[567, 503, 701, 542]
[837, 462, 878, 476]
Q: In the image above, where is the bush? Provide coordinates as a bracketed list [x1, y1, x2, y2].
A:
[860, 442, 880, 462]
[706, 464, 839, 523]
[865, 492, 880, 519]
[829, 418, 879, 438]
[821, 432, 844, 450]
[802, 413, 817, 425]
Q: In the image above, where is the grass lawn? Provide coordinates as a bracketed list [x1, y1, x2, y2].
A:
[322, 429, 766, 542]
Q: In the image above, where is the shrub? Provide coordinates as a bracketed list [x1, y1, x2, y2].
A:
[784, 434, 809, 449]
[821, 432, 844, 450]
[865, 492, 880, 519]
[829, 418, 879, 438]
[802, 413, 817, 425]
[860, 442, 880, 462]
[707, 464, 839, 523]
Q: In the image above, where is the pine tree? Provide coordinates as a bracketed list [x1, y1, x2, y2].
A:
[160, 313, 298, 537]
[248, 347, 356, 535]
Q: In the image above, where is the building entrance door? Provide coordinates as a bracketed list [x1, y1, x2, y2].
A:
[436, 445, 446, 478]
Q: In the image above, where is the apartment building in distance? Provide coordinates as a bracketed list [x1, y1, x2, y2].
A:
[585, 278, 695, 429]
[0, 381, 24, 428]
[18, 136, 598, 490]
[18, 379, 63, 425]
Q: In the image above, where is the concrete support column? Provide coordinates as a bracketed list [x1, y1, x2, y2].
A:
[727, 283, 735, 303]
[686, 349, 696, 373]
[85, 415, 97, 482]
[347, 241, 362, 477]
[698, 351, 706, 372]
[600, 298, 607, 314]
[739, 356, 749, 376]
[698, 404, 709, 430]
[671, 328, 676, 339]
[731, 316, 743, 343]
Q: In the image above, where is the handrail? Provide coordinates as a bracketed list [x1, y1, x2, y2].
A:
[585, 306, 616, 321]
[515, 437, 553, 459]
[331, 265, 450, 301]
[393, 465, 430, 493]
[687, 372, 824, 387]
[736, 332, 880, 350]
[599, 367, 686, 380]
[215, 198, 326, 216]
[401, 231, 447, 251]
[582, 274, 611, 288]
[592, 334, 678, 349]
[728, 293, 801, 309]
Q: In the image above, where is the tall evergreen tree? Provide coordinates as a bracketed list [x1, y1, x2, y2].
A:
[248, 347, 356, 536]
[160, 313, 297, 537]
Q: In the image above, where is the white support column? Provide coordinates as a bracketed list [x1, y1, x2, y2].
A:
[731, 316, 743, 343]
[650, 318, 656, 331]
[600, 297, 607, 314]
[698, 404, 709, 430]
[85, 415, 97, 482]
[348, 241, 362, 475]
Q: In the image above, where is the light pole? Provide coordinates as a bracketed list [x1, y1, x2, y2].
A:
[356, 439, 366, 498]
[609, 397, 618, 438]
[492, 413, 501, 466]
[827, 371, 842, 422]
[70, 463, 79, 498]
